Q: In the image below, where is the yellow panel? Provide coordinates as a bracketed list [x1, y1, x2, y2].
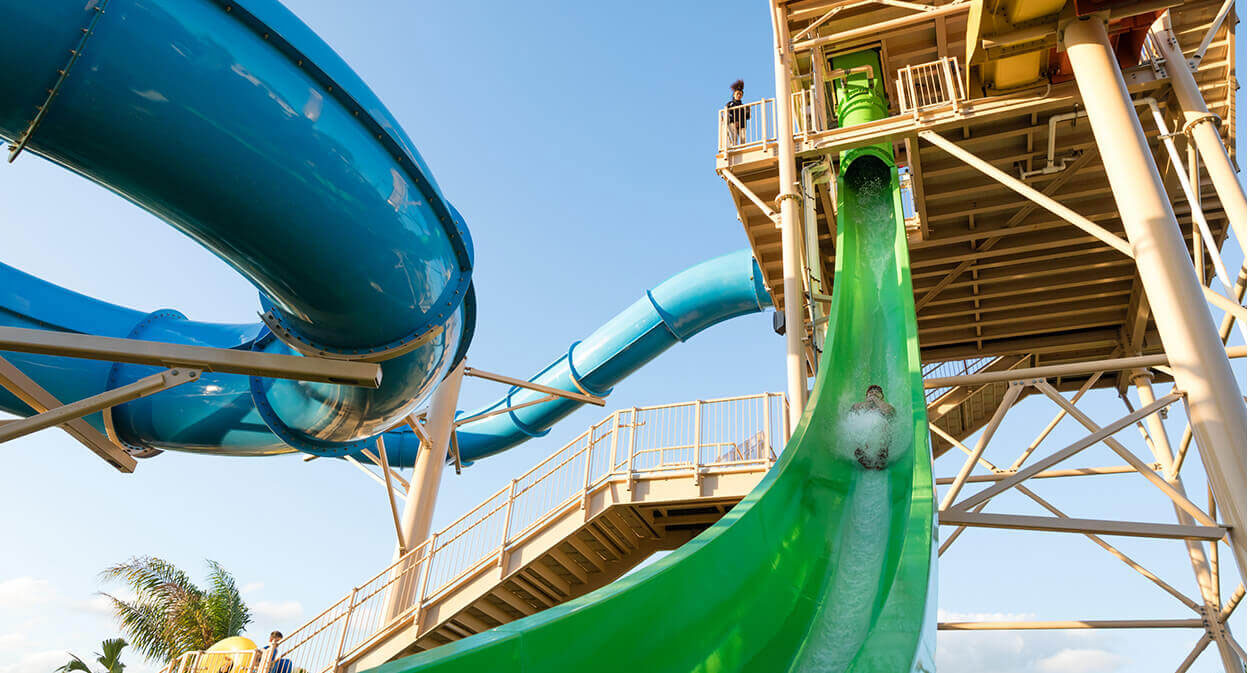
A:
[987, 51, 1046, 89]
[1004, 0, 1067, 24]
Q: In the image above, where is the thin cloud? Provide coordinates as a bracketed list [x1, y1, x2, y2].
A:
[242, 582, 265, 594]
[0, 578, 54, 608]
[253, 600, 304, 622]
[1037, 648, 1127, 673]
[0, 649, 67, 673]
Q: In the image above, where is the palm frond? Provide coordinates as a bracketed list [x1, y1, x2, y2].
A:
[102, 592, 180, 663]
[54, 654, 92, 673]
[97, 638, 128, 673]
[203, 561, 251, 638]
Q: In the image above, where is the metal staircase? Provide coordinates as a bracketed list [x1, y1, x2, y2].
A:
[163, 373, 1017, 673]
[174, 394, 789, 673]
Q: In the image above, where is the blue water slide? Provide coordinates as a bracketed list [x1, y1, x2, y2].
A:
[371, 250, 773, 466]
[0, 0, 475, 456]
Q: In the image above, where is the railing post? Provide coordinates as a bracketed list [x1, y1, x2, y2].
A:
[580, 440, 594, 515]
[608, 411, 620, 472]
[763, 394, 773, 462]
[760, 99, 769, 145]
[417, 532, 438, 613]
[497, 479, 517, 578]
[332, 586, 359, 671]
[626, 407, 638, 493]
[693, 400, 703, 485]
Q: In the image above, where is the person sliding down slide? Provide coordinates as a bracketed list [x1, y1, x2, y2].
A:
[849, 385, 894, 470]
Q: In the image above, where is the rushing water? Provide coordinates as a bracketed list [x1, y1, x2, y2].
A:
[793, 155, 921, 673]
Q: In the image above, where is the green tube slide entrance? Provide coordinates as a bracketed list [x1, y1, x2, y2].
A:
[369, 48, 936, 673]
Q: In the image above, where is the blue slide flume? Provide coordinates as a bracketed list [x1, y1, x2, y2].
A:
[0, 0, 773, 467]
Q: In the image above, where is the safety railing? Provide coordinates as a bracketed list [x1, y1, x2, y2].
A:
[896, 56, 965, 118]
[194, 392, 787, 673]
[718, 98, 773, 152]
[718, 91, 821, 153]
[162, 650, 263, 673]
[922, 357, 996, 402]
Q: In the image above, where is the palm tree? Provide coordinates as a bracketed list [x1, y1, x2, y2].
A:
[100, 557, 251, 664]
[55, 638, 128, 673]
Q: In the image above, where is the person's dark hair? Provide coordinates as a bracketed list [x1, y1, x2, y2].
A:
[866, 384, 883, 395]
[270, 631, 282, 640]
[730, 79, 745, 92]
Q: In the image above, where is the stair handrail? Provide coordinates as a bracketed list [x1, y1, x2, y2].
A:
[198, 392, 785, 673]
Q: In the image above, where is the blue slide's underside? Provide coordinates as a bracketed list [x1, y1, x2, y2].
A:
[0, 0, 771, 467]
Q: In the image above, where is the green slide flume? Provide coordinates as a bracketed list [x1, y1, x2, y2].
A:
[371, 49, 936, 672]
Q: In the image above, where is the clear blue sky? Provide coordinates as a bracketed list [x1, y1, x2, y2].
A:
[0, 1, 1243, 672]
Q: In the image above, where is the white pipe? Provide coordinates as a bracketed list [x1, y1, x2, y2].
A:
[1064, 16, 1246, 579]
[1150, 12, 1247, 255]
[771, 1, 809, 427]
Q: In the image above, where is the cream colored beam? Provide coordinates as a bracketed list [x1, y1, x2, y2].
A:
[453, 395, 558, 427]
[0, 355, 135, 472]
[1176, 636, 1215, 673]
[1034, 381, 1218, 528]
[462, 367, 604, 407]
[718, 169, 780, 225]
[0, 325, 379, 386]
[918, 130, 1135, 256]
[937, 511, 1227, 541]
[791, 2, 968, 51]
[376, 437, 407, 555]
[924, 346, 1247, 388]
[360, 448, 410, 491]
[0, 367, 199, 444]
[938, 619, 1204, 630]
[951, 391, 1181, 512]
[1020, 484, 1201, 611]
[1220, 584, 1243, 622]
[1008, 369, 1105, 469]
[934, 464, 1157, 485]
[938, 383, 1022, 510]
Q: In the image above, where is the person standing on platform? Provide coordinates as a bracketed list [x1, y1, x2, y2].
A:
[725, 79, 750, 146]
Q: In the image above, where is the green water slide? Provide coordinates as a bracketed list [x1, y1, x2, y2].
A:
[371, 49, 936, 673]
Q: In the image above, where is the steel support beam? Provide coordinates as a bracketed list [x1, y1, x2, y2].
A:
[937, 511, 1227, 541]
[924, 345, 1246, 388]
[1065, 16, 1246, 577]
[1150, 12, 1246, 250]
[0, 367, 199, 444]
[0, 325, 380, 386]
[952, 391, 1181, 512]
[0, 355, 135, 472]
[938, 619, 1205, 630]
[461, 367, 604, 407]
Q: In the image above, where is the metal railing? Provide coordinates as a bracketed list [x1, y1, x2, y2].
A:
[718, 98, 773, 152]
[718, 90, 819, 153]
[163, 650, 263, 673]
[922, 357, 996, 402]
[897, 56, 965, 118]
[175, 393, 788, 673]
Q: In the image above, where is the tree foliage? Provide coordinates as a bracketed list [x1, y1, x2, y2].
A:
[100, 557, 251, 664]
[55, 638, 128, 673]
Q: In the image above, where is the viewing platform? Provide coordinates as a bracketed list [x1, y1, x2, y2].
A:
[716, 0, 1239, 385]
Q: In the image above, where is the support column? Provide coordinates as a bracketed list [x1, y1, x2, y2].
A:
[1150, 12, 1246, 248]
[1132, 370, 1242, 672]
[1063, 16, 1246, 577]
[399, 360, 465, 547]
[771, 1, 808, 429]
[382, 360, 465, 621]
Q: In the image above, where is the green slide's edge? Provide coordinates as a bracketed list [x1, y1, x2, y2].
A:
[370, 49, 935, 673]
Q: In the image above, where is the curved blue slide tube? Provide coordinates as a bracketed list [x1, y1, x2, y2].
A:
[374, 250, 773, 466]
[0, 0, 475, 456]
